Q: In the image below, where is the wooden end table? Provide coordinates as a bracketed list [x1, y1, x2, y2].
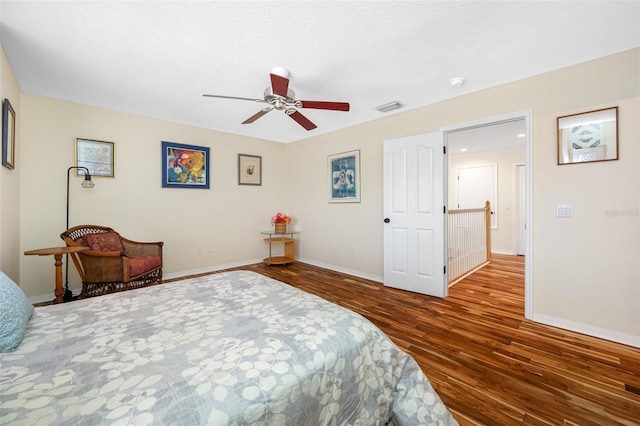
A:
[261, 231, 298, 265]
[24, 246, 89, 304]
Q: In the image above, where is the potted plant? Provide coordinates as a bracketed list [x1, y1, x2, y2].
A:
[271, 212, 292, 233]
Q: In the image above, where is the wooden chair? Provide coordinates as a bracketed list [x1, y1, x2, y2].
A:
[60, 225, 163, 298]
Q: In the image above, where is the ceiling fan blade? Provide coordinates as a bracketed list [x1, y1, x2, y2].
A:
[299, 100, 350, 111]
[242, 107, 273, 124]
[203, 94, 264, 103]
[270, 73, 290, 97]
[287, 110, 317, 130]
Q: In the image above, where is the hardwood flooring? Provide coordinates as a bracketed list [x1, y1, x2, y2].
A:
[47, 255, 639, 424]
[215, 255, 640, 426]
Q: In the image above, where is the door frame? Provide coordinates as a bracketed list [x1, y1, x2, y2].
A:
[441, 110, 533, 319]
[513, 162, 526, 256]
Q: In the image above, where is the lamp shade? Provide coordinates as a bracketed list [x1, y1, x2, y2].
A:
[81, 174, 95, 188]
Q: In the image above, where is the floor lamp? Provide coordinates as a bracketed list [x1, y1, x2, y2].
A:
[65, 166, 94, 301]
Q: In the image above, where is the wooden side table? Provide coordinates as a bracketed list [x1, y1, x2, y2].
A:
[24, 246, 89, 304]
[261, 231, 298, 265]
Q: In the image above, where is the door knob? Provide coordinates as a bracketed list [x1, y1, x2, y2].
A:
[384, 218, 390, 223]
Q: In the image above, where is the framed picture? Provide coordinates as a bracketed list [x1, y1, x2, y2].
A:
[557, 107, 618, 165]
[238, 153, 262, 186]
[328, 149, 360, 203]
[2, 98, 16, 169]
[161, 141, 210, 189]
[75, 138, 115, 177]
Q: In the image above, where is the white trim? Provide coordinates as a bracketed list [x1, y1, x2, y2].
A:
[29, 257, 382, 304]
[441, 109, 533, 319]
[28, 288, 80, 305]
[533, 313, 640, 349]
[491, 249, 514, 255]
[162, 258, 263, 280]
[28, 258, 264, 304]
[512, 162, 526, 256]
[297, 257, 383, 283]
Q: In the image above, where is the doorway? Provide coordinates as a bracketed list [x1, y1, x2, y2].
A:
[443, 111, 533, 319]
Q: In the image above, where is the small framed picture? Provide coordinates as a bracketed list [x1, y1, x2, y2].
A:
[238, 153, 262, 186]
[161, 141, 210, 189]
[328, 149, 360, 203]
[2, 98, 16, 170]
[75, 138, 115, 177]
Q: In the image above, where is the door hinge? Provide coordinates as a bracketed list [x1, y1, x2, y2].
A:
[443, 146, 447, 155]
[443, 205, 447, 214]
[444, 265, 447, 274]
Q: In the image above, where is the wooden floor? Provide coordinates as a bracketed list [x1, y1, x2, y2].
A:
[214, 255, 640, 426]
[49, 255, 639, 424]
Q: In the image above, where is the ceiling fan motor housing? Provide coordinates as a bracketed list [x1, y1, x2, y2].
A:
[264, 87, 296, 109]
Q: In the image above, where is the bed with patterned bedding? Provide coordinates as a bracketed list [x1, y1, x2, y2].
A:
[0, 270, 457, 425]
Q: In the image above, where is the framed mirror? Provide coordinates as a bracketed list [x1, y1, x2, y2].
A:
[557, 107, 618, 165]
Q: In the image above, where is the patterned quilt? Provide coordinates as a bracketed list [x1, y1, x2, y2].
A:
[1, 270, 457, 425]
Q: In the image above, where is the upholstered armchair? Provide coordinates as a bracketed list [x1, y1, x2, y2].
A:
[60, 225, 163, 298]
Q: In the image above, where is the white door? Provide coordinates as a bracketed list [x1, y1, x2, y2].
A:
[383, 132, 446, 297]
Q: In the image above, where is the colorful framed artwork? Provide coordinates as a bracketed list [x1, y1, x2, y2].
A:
[75, 138, 115, 177]
[162, 141, 210, 189]
[328, 149, 360, 203]
[2, 98, 16, 170]
[557, 107, 618, 165]
[238, 153, 262, 186]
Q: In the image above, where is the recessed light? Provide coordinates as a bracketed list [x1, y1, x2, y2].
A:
[517, 133, 526, 138]
[460, 148, 468, 152]
[449, 77, 465, 88]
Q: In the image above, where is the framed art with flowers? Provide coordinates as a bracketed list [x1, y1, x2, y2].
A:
[238, 153, 262, 186]
[161, 141, 210, 189]
[328, 149, 360, 203]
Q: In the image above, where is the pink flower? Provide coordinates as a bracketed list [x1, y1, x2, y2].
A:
[270, 212, 292, 225]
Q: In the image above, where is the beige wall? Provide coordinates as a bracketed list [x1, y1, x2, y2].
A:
[287, 48, 639, 345]
[19, 95, 288, 297]
[448, 147, 525, 254]
[0, 46, 20, 281]
[4, 46, 638, 346]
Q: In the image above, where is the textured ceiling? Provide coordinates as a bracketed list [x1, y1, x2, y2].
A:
[1, 1, 638, 143]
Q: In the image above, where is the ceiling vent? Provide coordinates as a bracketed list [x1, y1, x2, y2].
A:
[375, 101, 403, 113]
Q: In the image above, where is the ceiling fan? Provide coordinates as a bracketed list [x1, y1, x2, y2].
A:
[203, 68, 350, 131]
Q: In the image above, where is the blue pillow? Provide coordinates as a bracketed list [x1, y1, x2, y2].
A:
[0, 271, 35, 352]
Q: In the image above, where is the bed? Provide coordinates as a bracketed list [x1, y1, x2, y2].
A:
[1, 270, 457, 425]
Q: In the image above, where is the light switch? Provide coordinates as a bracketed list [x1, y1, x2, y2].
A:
[556, 204, 573, 218]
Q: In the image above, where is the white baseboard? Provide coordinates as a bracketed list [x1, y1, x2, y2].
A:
[162, 258, 263, 280]
[29, 258, 264, 305]
[296, 257, 383, 283]
[532, 313, 640, 349]
[29, 288, 82, 305]
[491, 249, 515, 255]
[31, 259, 637, 351]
